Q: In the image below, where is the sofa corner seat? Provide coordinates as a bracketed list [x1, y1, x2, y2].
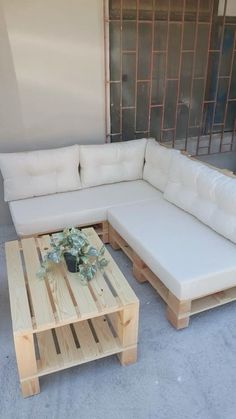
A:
[2, 138, 236, 330]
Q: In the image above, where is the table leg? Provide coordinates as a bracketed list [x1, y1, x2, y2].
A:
[115, 303, 139, 366]
[14, 334, 40, 397]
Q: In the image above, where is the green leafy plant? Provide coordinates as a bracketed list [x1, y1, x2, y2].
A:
[37, 227, 108, 282]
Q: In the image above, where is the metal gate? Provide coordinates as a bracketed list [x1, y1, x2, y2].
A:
[104, 0, 236, 155]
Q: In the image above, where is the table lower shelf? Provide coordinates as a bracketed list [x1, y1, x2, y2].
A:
[31, 315, 125, 380]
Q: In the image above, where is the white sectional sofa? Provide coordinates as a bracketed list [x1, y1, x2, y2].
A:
[1, 138, 236, 329]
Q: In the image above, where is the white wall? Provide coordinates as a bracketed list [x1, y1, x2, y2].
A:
[0, 0, 106, 225]
[218, 0, 236, 16]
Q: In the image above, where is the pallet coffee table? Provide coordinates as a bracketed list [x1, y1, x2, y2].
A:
[5, 227, 139, 398]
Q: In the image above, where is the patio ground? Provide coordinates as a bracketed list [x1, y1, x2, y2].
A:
[1, 225, 236, 419]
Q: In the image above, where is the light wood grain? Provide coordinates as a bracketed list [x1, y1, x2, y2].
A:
[89, 269, 119, 311]
[73, 321, 100, 359]
[91, 316, 119, 354]
[36, 320, 123, 378]
[14, 334, 40, 397]
[5, 228, 139, 396]
[55, 325, 84, 365]
[21, 238, 55, 330]
[191, 287, 236, 314]
[85, 227, 138, 306]
[132, 252, 147, 283]
[65, 268, 99, 318]
[5, 241, 32, 334]
[38, 236, 78, 323]
[142, 268, 169, 302]
[37, 330, 58, 372]
[166, 307, 190, 329]
[116, 304, 139, 365]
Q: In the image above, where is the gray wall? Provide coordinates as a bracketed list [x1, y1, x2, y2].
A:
[0, 0, 106, 225]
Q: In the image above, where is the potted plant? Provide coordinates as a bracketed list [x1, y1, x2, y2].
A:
[37, 227, 108, 282]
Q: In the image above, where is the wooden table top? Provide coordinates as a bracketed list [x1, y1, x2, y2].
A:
[5, 227, 139, 336]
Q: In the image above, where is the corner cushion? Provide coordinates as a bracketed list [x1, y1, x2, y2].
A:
[143, 139, 180, 192]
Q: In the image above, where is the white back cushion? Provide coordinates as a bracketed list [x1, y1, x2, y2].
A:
[0, 145, 81, 201]
[143, 139, 180, 192]
[164, 153, 236, 243]
[80, 139, 147, 188]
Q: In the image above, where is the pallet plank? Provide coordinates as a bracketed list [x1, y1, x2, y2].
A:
[36, 320, 123, 378]
[21, 238, 55, 330]
[110, 229, 134, 260]
[142, 267, 169, 303]
[89, 270, 119, 311]
[84, 228, 138, 306]
[91, 316, 119, 354]
[5, 241, 33, 334]
[55, 325, 84, 365]
[37, 330, 59, 372]
[65, 269, 99, 318]
[191, 287, 236, 315]
[73, 321, 99, 359]
[38, 236, 78, 323]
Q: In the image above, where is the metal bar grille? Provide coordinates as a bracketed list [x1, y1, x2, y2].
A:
[106, 0, 236, 155]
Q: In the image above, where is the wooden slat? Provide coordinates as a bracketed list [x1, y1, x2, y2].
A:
[111, 230, 134, 260]
[37, 330, 58, 372]
[65, 269, 99, 318]
[105, 266, 138, 306]
[5, 241, 33, 334]
[38, 236, 78, 323]
[21, 238, 55, 330]
[36, 320, 122, 377]
[91, 316, 119, 354]
[73, 321, 99, 359]
[191, 287, 236, 315]
[55, 325, 84, 365]
[119, 244, 134, 261]
[84, 228, 138, 306]
[142, 267, 169, 302]
[89, 270, 119, 311]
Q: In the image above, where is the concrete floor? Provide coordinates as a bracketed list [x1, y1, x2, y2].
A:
[1, 226, 236, 419]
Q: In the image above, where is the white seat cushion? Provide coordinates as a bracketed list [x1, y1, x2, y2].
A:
[108, 197, 236, 300]
[0, 145, 81, 201]
[143, 139, 180, 192]
[10, 180, 158, 236]
[164, 154, 236, 244]
[80, 139, 147, 188]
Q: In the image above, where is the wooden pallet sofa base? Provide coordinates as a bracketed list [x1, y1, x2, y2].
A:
[20, 221, 109, 244]
[108, 224, 236, 330]
[3, 139, 236, 333]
